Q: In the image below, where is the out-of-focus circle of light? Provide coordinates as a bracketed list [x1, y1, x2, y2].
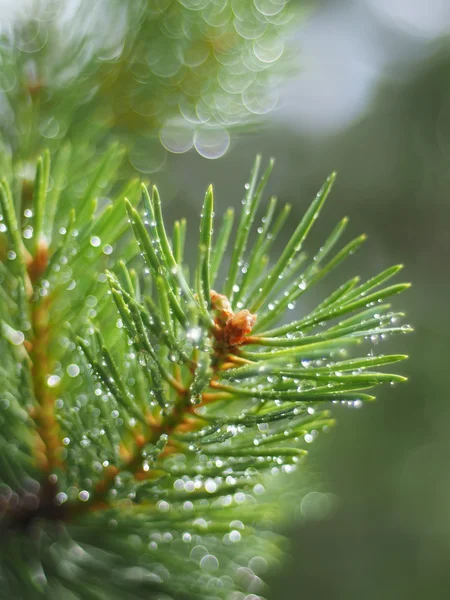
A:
[15, 19, 48, 53]
[194, 127, 230, 159]
[39, 116, 60, 139]
[253, 33, 285, 64]
[243, 80, 279, 115]
[1, 0, 293, 161]
[129, 136, 167, 173]
[254, 0, 286, 18]
[160, 119, 194, 154]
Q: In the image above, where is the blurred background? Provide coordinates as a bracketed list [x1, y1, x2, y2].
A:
[2, 0, 450, 597]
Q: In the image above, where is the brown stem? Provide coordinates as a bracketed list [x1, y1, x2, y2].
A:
[70, 389, 194, 517]
[225, 354, 253, 366]
[30, 295, 62, 474]
[199, 391, 231, 404]
[28, 243, 62, 475]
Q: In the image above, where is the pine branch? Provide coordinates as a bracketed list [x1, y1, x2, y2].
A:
[0, 150, 411, 598]
[0, 0, 294, 167]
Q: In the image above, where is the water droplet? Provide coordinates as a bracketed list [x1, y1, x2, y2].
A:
[55, 492, 68, 505]
[157, 500, 170, 512]
[200, 554, 219, 572]
[229, 530, 241, 542]
[23, 226, 33, 239]
[248, 556, 268, 576]
[253, 483, 265, 495]
[8, 329, 25, 346]
[184, 480, 195, 493]
[187, 327, 202, 343]
[67, 364, 80, 377]
[90, 236, 101, 247]
[205, 480, 217, 493]
[47, 375, 61, 388]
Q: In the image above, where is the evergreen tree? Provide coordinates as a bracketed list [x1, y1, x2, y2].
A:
[0, 2, 411, 599]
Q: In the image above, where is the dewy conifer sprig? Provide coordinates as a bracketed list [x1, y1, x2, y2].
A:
[0, 151, 411, 599]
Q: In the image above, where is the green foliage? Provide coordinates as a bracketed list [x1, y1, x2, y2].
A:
[0, 0, 294, 166]
[0, 148, 410, 599]
[0, 2, 411, 598]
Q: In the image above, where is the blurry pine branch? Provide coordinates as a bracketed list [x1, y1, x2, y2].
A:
[0, 147, 411, 598]
[0, 0, 297, 167]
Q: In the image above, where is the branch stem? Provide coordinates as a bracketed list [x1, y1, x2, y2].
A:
[30, 295, 62, 474]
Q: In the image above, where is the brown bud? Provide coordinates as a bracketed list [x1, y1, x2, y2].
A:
[210, 290, 233, 326]
[225, 309, 257, 346]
